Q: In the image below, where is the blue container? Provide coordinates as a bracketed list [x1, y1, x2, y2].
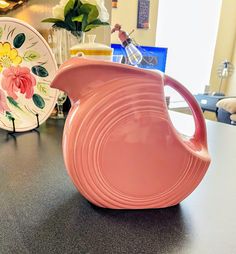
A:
[111, 44, 168, 72]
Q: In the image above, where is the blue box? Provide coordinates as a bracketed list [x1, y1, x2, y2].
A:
[111, 44, 168, 72]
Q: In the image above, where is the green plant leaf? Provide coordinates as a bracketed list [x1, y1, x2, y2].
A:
[85, 20, 109, 32]
[80, 4, 99, 24]
[65, 11, 77, 31]
[7, 97, 21, 110]
[64, 0, 76, 16]
[5, 111, 14, 121]
[23, 50, 40, 62]
[82, 13, 88, 32]
[70, 0, 81, 19]
[88, 6, 99, 23]
[75, 0, 81, 9]
[37, 82, 49, 95]
[84, 24, 99, 32]
[32, 94, 45, 109]
[91, 19, 110, 25]
[72, 14, 84, 22]
[42, 18, 64, 23]
[52, 21, 70, 30]
[13, 33, 26, 48]
[32, 65, 49, 77]
[0, 27, 3, 40]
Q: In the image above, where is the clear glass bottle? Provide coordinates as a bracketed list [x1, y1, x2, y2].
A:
[122, 39, 143, 66]
[111, 24, 143, 66]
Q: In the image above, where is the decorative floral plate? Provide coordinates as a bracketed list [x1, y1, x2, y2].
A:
[0, 17, 58, 132]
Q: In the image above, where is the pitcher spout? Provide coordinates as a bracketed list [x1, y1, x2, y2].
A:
[51, 57, 157, 104]
[51, 58, 95, 104]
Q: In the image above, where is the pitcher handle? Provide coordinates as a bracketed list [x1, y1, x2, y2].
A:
[164, 74, 207, 149]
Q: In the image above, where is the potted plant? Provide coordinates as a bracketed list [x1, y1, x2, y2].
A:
[42, 0, 110, 63]
[43, 0, 109, 35]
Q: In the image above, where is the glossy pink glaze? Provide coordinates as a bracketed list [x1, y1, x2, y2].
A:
[51, 58, 211, 209]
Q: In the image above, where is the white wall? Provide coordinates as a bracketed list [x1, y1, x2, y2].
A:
[227, 42, 236, 95]
[209, 0, 236, 95]
[156, 0, 222, 98]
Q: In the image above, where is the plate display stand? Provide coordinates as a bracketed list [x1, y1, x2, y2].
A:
[8, 113, 39, 135]
[0, 17, 58, 133]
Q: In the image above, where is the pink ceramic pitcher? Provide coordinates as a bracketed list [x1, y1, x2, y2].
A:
[51, 58, 211, 209]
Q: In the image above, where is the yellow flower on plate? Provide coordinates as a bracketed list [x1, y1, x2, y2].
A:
[0, 42, 22, 72]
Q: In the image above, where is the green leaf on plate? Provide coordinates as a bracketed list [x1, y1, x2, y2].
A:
[7, 96, 21, 110]
[32, 65, 49, 77]
[32, 94, 45, 109]
[13, 33, 26, 48]
[5, 111, 14, 121]
[37, 82, 49, 95]
[23, 50, 41, 62]
[0, 27, 3, 40]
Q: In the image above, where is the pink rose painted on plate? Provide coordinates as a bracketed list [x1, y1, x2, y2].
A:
[0, 89, 10, 113]
[1, 66, 36, 100]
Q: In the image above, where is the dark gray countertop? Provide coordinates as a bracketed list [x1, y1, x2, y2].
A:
[0, 115, 236, 254]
